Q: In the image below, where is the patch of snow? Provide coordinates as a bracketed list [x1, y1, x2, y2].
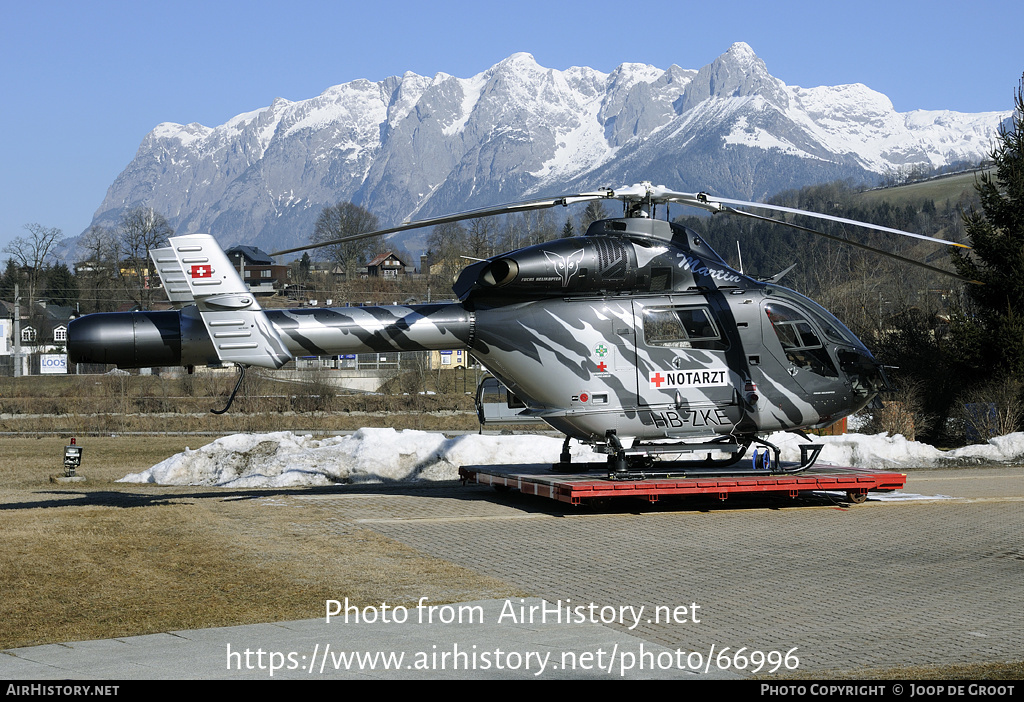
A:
[442, 71, 488, 137]
[722, 113, 818, 159]
[763, 430, 1024, 470]
[121, 428, 1024, 488]
[149, 122, 212, 148]
[119, 428, 605, 487]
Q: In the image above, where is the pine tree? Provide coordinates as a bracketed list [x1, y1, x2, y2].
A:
[950, 75, 1024, 377]
[0, 258, 19, 300]
[579, 201, 607, 233]
[43, 263, 79, 307]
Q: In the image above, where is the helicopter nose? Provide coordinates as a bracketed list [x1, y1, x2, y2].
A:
[838, 348, 889, 396]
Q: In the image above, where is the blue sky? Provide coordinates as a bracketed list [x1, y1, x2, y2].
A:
[1, 0, 1021, 254]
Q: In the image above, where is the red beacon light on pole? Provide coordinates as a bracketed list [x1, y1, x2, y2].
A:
[63, 437, 83, 479]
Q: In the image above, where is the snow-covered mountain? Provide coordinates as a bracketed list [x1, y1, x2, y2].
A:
[88, 43, 1009, 256]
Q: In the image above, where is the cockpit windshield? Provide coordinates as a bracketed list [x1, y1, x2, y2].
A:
[764, 302, 839, 378]
[770, 287, 864, 347]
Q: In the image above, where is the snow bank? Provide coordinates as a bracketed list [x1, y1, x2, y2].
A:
[119, 429, 1024, 487]
[119, 428, 605, 487]
[769, 431, 1024, 470]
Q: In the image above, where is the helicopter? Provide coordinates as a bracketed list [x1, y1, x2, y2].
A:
[68, 182, 974, 476]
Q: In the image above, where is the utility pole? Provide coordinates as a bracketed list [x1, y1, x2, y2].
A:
[13, 283, 21, 378]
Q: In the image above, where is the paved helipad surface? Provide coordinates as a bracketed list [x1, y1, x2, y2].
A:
[3, 466, 1021, 679]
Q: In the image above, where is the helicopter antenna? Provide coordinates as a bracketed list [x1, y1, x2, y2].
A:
[766, 262, 798, 283]
[736, 241, 744, 274]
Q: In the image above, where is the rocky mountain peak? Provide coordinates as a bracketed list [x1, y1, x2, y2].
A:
[83, 47, 1009, 258]
[677, 42, 786, 112]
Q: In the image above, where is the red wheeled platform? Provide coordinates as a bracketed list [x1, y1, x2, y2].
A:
[458, 464, 907, 506]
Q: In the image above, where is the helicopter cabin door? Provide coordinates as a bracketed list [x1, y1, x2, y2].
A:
[632, 297, 737, 436]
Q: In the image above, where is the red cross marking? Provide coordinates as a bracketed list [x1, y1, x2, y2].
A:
[651, 372, 665, 387]
[596, 361, 607, 373]
[190, 265, 213, 278]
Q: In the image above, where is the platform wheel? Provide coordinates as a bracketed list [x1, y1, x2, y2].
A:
[752, 450, 768, 471]
[845, 490, 868, 504]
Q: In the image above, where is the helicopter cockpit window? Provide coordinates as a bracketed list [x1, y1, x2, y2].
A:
[773, 288, 860, 345]
[643, 307, 727, 350]
[765, 303, 838, 377]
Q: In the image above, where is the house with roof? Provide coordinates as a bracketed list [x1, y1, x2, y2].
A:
[0, 299, 75, 374]
[225, 245, 290, 295]
[0, 300, 14, 360]
[367, 251, 408, 278]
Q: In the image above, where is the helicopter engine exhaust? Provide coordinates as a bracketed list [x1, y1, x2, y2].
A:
[458, 234, 640, 298]
[479, 258, 519, 287]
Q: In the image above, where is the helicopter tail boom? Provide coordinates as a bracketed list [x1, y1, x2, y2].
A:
[70, 232, 477, 370]
[69, 302, 475, 370]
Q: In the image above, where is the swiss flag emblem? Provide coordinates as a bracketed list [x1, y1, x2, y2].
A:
[190, 264, 213, 278]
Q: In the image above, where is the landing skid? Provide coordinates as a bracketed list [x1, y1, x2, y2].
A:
[602, 456, 821, 481]
[554, 433, 824, 481]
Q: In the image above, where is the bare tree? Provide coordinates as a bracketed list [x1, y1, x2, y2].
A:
[117, 207, 173, 309]
[496, 214, 524, 253]
[425, 221, 469, 289]
[311, 202, 379, 284]
[956, 377, 1024, 440]
[77, 225, 120, 312]
[3, 223, 62, 305]
[466, 218, 494, 259]
[518, 209, 556, 247]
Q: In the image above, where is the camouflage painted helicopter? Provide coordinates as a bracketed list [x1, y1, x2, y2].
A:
[68, 182, 972, 475]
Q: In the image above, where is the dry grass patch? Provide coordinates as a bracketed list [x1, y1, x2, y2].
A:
[0, 436, 207, 488]
[0, 436, 525, 650]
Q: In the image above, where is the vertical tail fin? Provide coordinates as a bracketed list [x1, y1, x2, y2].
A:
[149, 246, 195, 307]
[161, 234, 292, 369]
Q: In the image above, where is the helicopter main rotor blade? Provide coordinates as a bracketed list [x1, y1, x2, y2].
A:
[724, 207, 982, 285]
[708, 195, 970, 249]
[269, 190, 614, 258]
[592, 184, 967, 251]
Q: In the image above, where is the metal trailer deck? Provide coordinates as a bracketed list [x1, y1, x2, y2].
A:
[459, 463, 907, 506]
